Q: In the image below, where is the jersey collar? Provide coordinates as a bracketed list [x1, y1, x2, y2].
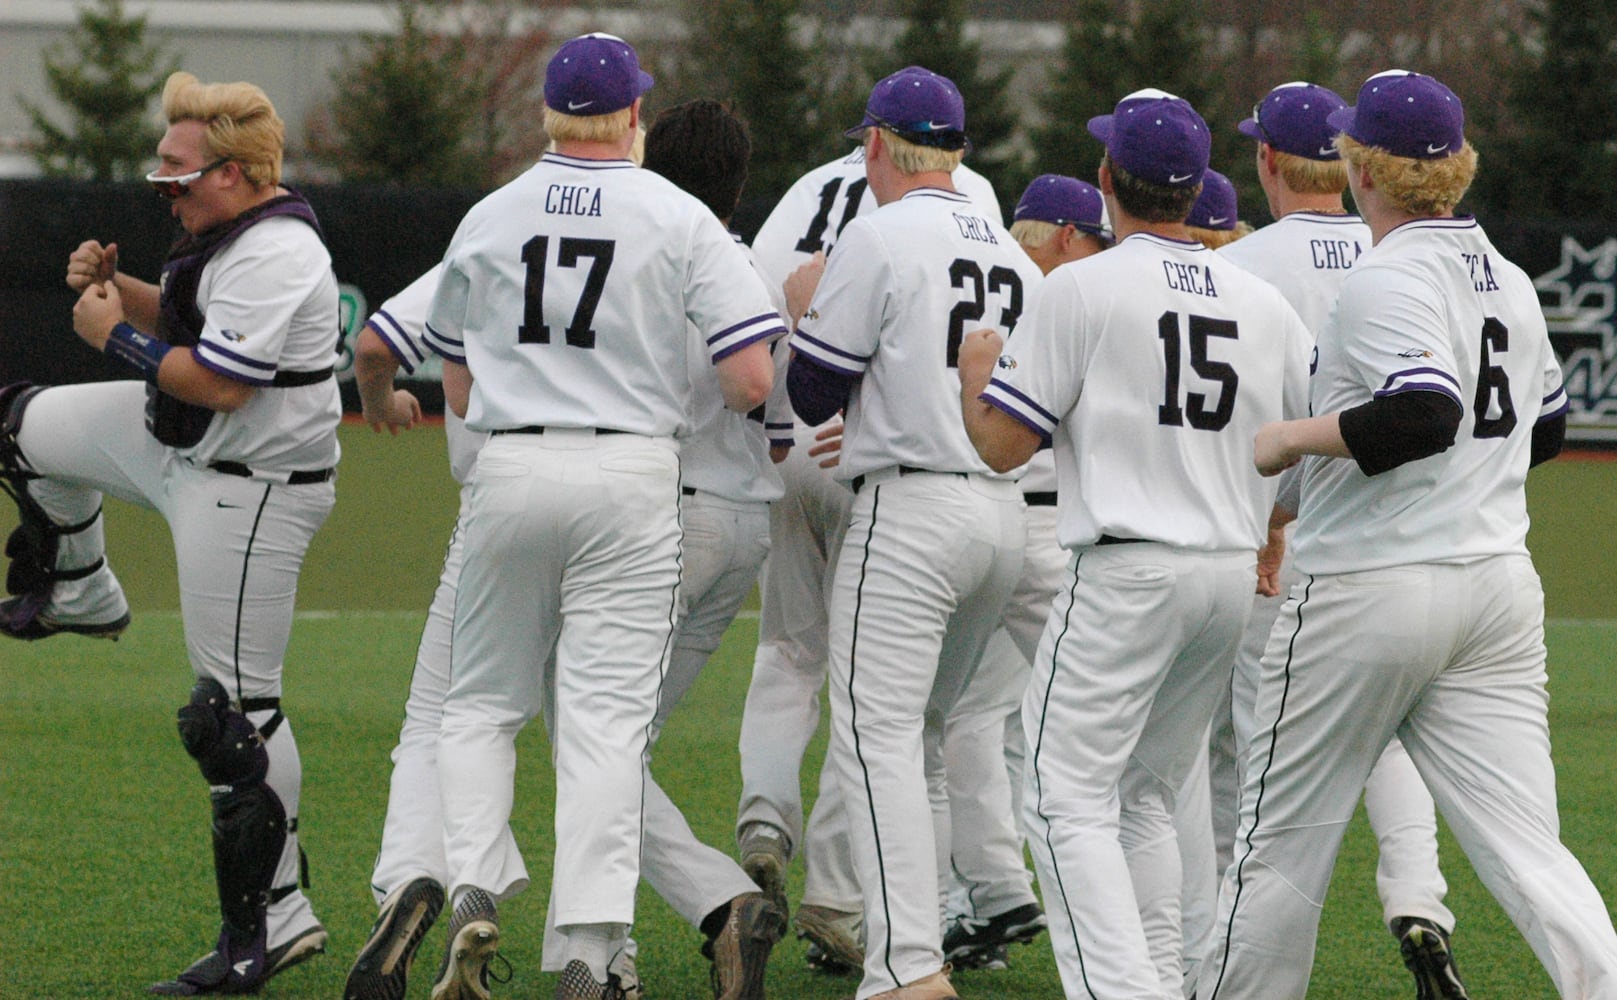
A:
[540, 151, 637, 170]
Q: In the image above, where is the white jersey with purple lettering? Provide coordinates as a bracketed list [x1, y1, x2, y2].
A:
[680, 236, 790, 502]
[750, 148, 1002, 289]
[983, 233, 1313, 550]
[366, 263, 486, 484]
[1217, 211, 1370, 336]
[1293, 216, 1568, 575]
[424, 151, 785, 433]
[793, 187, 1042, 483]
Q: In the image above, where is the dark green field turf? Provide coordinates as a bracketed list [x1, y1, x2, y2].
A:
[1, 425, 1613, 998]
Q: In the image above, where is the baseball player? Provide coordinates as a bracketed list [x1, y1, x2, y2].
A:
[1199, 71, 1617, 1000]
[787, 65, 1041, 1000]
[1215, 80, 1464, 998]
[1183, 168, 1251, 248]
[0, 72, 337, 994]
[735, 114, 1005, 973]
[960, 89, 1312, 999]
[940, 174, 1113, 972]
[421, 33, 779, 1000]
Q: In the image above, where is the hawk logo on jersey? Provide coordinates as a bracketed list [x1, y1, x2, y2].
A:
[803, 308, 820, 322]
[1397, 348, 1434, 359]
[997, 355, 1017, 370]
[219, 329, 247, 343]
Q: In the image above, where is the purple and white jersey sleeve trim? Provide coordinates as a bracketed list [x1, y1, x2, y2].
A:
[369, 307, 426, 374]
[767, 421, 795, 447]
[423, 322, 466, 364]
[981, 378, 1057, 442]
[709, 312, 788, 362]
[790, 329, 869, 376]
[194, 339, 276, 386]
[1541, 384, 1570, 419]
[1374, 366, 1462, 406]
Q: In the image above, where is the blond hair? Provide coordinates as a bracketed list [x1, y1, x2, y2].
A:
[161, 72, 284, 187]
[1274, 149, 1348, 196]
[1009, 219, 1059, 251]
[1337, 134, 1477, 217]
[1186, 221, 1254, 250]
[872, 128, 965, 175]
[544, 106, 635, 144]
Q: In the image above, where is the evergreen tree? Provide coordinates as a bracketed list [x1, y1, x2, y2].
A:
[679, 0, 854, 216]
[1031, 1, 1237, 203]
[306, 0, 483, 188]
[1472, 0, 1617, 221]
[879, 0, 1029, 217]
[20, 0, 177, 181]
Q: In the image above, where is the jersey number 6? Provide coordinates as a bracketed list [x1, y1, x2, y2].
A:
[519, 235, 616, 349]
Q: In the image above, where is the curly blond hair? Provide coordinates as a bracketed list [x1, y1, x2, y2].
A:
[1187, 221, 1254, 249]
[544, 106, 635, 145]
[1337, 134, 1477, 217]
[1273, 150, 1348, 196]
[161, 72, 284, 187]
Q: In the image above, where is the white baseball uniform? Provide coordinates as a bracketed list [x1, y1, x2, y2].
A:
[792, 185, 1039, 997]
[738, 150, 1004, 904]
[14, 208, 341, 952]
[423, 151, 783, 942]
[1200, 216, 1617, 999]
[983, 232, 1312, 999]
[1217, 210, 1452, 934]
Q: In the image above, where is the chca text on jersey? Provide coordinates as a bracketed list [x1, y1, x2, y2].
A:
[546, 184, 603, 217]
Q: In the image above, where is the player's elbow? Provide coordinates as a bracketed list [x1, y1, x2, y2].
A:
[717, 344, 775, 413]
[355, 327, 400, 375]
[207, 379, 256, 413]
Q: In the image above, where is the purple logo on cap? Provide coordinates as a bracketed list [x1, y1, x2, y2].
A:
[844, 66, 969, 150]
[1327, 70, 1465, 160]
[1237, 81, 1348, 161]
[1088, 88, 1210, 188]
[1187, 169, 1238, 230]
[545, 33, 654, 116]
[1014, 174, 1111, 240]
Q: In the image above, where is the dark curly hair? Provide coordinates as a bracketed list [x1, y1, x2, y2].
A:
[643, 99, 751, 222]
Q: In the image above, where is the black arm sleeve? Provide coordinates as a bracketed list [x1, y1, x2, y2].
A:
[787, 352, 857, 427]
[1338, 390, 1464, 477]
[1531, 412, 1567, 468]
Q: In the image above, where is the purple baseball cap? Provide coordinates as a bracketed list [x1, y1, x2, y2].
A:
[844, 66, 969, 151]
[544, 33, 654, 116]
[1186, 169, 1238, 230]
[1088, 89, 1210, 188]
[1014, 174, 1112, 241]
[1327, 70, 1465, 160]
[1238, 81, 1348, 161]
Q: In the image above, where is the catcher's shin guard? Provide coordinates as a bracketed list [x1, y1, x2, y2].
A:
[0, 382, 111, 637]
[164, 678, 292, 994]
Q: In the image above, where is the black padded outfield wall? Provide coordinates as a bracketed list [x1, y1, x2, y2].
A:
[0, 178, 479, 414]
[4, 180, 1617, 439]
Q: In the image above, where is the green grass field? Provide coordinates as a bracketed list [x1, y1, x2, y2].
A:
[1, 425, 1614, 999]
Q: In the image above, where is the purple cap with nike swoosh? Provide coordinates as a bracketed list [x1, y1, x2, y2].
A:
[1186, 169, 1238, 231]
[1327, 70, 1464, 160]
[845, 66, 970, 151]
[1238, 81, 1348, 161]
[1088, 88, 1210, 188]
[544, 33, 654, 117]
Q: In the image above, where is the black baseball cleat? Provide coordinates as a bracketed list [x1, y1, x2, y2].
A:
[1392, 916, 1470, 1000]
[0, 592, 129, 641]
[148, 922, 324, 995]
[345, 877, 446, 1000]
[941, 902, 1047, 966]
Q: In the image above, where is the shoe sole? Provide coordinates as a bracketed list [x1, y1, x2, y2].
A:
[794, 909, 863, 973]
[346, 879, 446, 1000]
[715, 896, 786, 1000]
[2, 610, 130, 641]
[1401, 925, 1469, 1000]
[431, 920, 499, 1000]
[268, 926, 329, 979]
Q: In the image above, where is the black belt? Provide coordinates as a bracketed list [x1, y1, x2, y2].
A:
[1023, 491, 1057, 507]
[271, 367, 333, 388]
[210, 461, 334, 485]
[1095, 534, 1144, 545]
[682, 486, 698, 496]
[850, 465, 968, 494]
[490, 426, 628, 436]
